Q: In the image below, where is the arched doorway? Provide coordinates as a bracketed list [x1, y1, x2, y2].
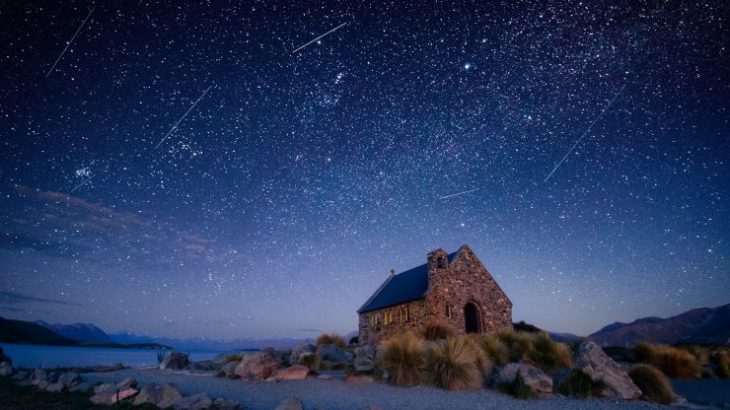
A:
[464, 302, 481, 333]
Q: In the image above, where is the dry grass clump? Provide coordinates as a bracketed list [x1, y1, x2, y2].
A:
[315, 333, 346, 348]
[633, 343, 700, 379]
[423, 337, 484, 391]
[497, 371, 534, 399]
[381, 332, 425, 386]
[557, 369, 595, 398]
[526, 332, 573, 373]
[422, 320, 456, 341]
[297, 352, 320, 371]
[497, 330, 534, 362]
[479, 334, 509, 366]
[629, 364, 675, 404]
[711, 350, 730, 378]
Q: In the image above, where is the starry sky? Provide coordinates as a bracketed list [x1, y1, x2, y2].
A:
[0, 0, 728, 339]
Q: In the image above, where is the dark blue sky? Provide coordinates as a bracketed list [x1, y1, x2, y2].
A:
[1, 0, 728, 339]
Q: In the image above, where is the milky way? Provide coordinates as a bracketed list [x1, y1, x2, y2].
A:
[0, 1, 728, 338]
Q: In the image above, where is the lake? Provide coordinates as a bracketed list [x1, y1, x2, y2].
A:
[0, 343, 228, 369]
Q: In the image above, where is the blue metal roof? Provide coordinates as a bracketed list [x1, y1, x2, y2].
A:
[358, 250, 459, 313]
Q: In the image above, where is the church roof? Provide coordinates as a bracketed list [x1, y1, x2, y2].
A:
[357, 250, 459, 314]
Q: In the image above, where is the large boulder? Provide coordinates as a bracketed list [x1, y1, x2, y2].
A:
[234, 352, 280, 381]
[90, 387, 139, 405]
[116, 377, 138, 390]
[160, 351, 190, 370]
[274, 398, 304, 410]
[173, 392, 213, 410]
[220, 361, 239, 379]
[31, 369, 47, 384]
[353, 345, 376, 372]
[290, 343, 316, 365]
[497, 363, 553, 395]
[45, 382, 65, 393]
[317, 344, 347, 366]
[574, 341, 642, 400]
[275, 365, 310, 381]
[57, 372, 81, 388]
[133, 382, 183, 408]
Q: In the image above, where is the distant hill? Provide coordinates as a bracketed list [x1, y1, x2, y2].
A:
[0, 317, 77, 345]
[35, 321, 114, 344]
[109, 331, 307, 351]
[589, 304, 730, 347]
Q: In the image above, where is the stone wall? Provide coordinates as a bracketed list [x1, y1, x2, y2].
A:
[358, 299, 427, 344]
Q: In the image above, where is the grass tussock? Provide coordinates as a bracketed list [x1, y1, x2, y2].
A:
[526, 332, 573, 373]
[711, 350, 730, 378]
[557, 369, 596, 398]
[423, 337, 484, 391]
[381, 332, 425, 386]
[629, 364, 675, 404]
[315, 333, 346, 348]
[497, 331, 534, 363]
[497, 371, 535, 399]
[479, 334, 509, 366]
[422, 320, 456, 341]
[633, 343, 701, 379]
[297, 352, 321, 371]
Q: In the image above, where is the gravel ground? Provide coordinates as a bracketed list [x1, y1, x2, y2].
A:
[83, 368, 674, 410]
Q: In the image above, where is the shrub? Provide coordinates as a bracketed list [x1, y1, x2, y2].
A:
[316, 333, 346, 348]
[526, 332, 573, 373]
[497, 371, 534, 399]
[297, 352, 320, 371]
[711, 350, 730, 378]
[557, 369, 594, 398]
[513, 321, 541, 333]
[479, 334, 509, 366]
[423, 337, 484, 391]
[422, 320, 456, 341]
[349, 336, 359, 345]
[497, 330, 534, 362]
[629, 364, 675, 404]
[463, 335, 492, 376]
[633, 343, 700, 379]
[381, 332, 424, 386]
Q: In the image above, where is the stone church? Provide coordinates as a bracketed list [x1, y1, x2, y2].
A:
[358, 244, 512, 344]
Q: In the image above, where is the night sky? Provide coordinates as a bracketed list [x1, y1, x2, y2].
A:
[1, 1, 728, 340]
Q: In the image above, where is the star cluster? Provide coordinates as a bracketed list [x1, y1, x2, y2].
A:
[0, 0, 728, 338]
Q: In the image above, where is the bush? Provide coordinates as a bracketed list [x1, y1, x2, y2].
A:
[711, 350, 730, 378]
[316, 333, 346, 348]
[381, 332, 424, 386]
[633, 343, 700, 379]
[513, 321, 541, 333]
[526, 332, 573, 373]
[422, 320, 456, 341]
[479, 334, 509, 366]
[557, 369, 594, 398]
[629, 364, 675, 404]
[423, 337, 484, 391]
[297, 352, 320, 371]
[497, 371, 534, 399]
[497, 331, 534, 362]
[349, 336, 359, 345]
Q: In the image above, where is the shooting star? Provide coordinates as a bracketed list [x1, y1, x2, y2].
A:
[70, 175, 93, 192]
[155, 85, 213, 149]
[292, 22, 348, 53]
[439, 188, 479, 200]
[544, 85, 626, 183]
[46, 7, 95, 78]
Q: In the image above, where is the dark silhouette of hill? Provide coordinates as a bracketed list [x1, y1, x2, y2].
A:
[34, 320, 114, 343]
[0, 317, 77, 345]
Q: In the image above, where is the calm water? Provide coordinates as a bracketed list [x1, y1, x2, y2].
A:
[0, 343, 227, 369]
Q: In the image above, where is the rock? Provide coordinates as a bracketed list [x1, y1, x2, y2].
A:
[574, 340, 642, 400]
[94, 382, 116, 394]
[275, 365, 310, 381]
[31, 369, 47, 384]
[133, 382, 184, 408]
[0, 363, 12, 377]
[290, 343, 316, 364]
[353, 345, 376, 372]
[13, 370, 30, 381]
[270, 349, 293, 367]
[160, 351, 190, 370]
[173, 392, 213, 410]
[234, 352, 280, 381]
[213, 397, 241, 410]
[58, 372, 81, 388]
[70, 382, 91, 392]
[90, 387, 139, 405]
[46, 371, 60, 383]
[497, 363, 553, 395]
[274, 398, 304, 410]
[316, 344, 347, 366]
[220, 361, 239, 378]
[45, 382, 65, 393]
[345, 374, 376, 384]
[116, 376, 138, 390]
[0, 347, 11, 366]
[36, 380, 49, 390]
[317, 374, 334, 380]
[264, 376, 277, 383]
